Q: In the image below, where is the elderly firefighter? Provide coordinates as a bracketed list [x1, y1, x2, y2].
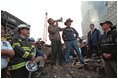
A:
[8, 24, 36, 78]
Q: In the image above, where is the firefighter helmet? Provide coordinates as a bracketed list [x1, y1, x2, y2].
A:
[25, 61, 38, 72]
[18, 24, 30, 29]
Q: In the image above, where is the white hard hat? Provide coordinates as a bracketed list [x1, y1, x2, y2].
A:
[25, 61, 38, 72]
[18, 24, 30, 29]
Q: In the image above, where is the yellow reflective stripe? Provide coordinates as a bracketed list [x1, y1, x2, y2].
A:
[22, 47, 31, 51]
[31, 45, 35, 48]
[31, 52, 36, 56]
[8, 62, 25, 70]
[22, 51, 30, 58]
[12, 43, 20, 48]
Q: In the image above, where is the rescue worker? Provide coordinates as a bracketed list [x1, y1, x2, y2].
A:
[28, 37, 47, 73]
[8, 24, 35, 78]
[87, 24, 101, 58]
[99, 21, 117, 78]
[1, 24, 15, 78]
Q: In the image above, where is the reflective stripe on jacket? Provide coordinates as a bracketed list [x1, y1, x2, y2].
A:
[8, 62, 25, 70]
[8, 35, 35, 70]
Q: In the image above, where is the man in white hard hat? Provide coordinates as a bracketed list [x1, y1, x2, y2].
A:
[17, 24, 30, 37]
[8, 24, 36, 78]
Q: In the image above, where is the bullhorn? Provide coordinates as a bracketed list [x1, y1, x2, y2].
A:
[55, 17, 63, 22]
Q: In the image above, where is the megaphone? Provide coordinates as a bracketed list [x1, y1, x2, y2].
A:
[55, 17, 63, 22]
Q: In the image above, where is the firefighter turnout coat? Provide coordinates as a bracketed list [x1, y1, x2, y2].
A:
[8, 35, 35, 71]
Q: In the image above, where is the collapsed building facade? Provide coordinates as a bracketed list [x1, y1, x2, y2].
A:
[1, 10, 30, 41]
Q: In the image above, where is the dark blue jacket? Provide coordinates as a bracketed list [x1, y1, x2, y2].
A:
[36, 48, 44, 57]
[62, 27, 78, 41]
[100, 29, 117, 61]
[88, 28, 101, 46]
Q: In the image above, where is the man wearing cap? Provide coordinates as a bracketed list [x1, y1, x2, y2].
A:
[47, 18, 64, 66]
[8, 24, 36, 78]
[62, 18, 84, 66]
[28, 38, 47, 73]
[99, 21, 117, 78]
[87, 24, 101, 58]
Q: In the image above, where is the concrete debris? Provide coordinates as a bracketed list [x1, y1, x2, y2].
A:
[31, 57, 105, 78]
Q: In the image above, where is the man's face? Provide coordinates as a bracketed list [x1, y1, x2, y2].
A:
[66, 22, 72, 27]
[48, 18, 54, 25]
[101, 23, 110, 30]
[21, 28, 30, 36]
[90, 24, 94, 30]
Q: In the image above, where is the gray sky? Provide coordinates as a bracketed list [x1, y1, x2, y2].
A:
[1, 0, 83, 44]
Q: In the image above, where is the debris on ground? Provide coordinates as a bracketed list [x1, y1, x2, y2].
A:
[32, 57, 105, 78]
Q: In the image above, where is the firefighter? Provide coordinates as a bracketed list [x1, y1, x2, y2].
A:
[8, 24, 35, 78]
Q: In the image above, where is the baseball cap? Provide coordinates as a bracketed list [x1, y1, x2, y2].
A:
[100, 21, 113, 26]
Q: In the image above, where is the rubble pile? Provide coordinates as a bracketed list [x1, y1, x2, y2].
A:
[32, 56, 105, 78]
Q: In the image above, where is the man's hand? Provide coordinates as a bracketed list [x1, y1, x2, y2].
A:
[43, 55, 47, 61]
[103, 53, 112, 59]
[1, 49, 15, 57]
[31, 56, 36, 61]
[9, 50, 15, 57]
[29, 56, 36, 63]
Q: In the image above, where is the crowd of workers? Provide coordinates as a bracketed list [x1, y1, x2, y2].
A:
[1, 17, 117, 78]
